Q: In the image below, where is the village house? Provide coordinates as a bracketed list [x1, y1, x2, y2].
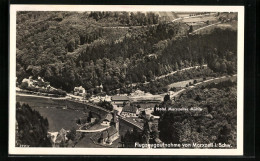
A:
[53, 128, 67, 147]
[95, 83, 103, 92]
[21, 76, 50, 89]
[99, 83, 103, 92]
[121, 103, 139, 117]
[99, 111, 119, 145]
[101, 113, 113, 126]
[21, 76, 35, 87]
[139, 107, 160, 120]
[111, 95, 130, 106]
[74, 86, 86, 96]
[90, 117, 96, 123]
[38, 76, 44, 82]
[98, 126, 119, 145]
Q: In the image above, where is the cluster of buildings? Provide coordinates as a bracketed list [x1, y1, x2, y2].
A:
[110, 95, 160, 120]
[21, 76, 52, 89]
[54, 85, 162, 146]
[99, 111, 120, 145]
[73, 84, 103, 97]
[96, 95, 161, 146]
[48, 128, 72, 147]
[111, 96, 139, 117]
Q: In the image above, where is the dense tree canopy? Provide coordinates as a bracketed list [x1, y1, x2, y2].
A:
[157, 80, 237, 147]
[16, 102, 52, 147]
[16, 11, 237, 95]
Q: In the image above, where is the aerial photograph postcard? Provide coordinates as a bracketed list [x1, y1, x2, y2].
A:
[9, 5, 244, 155]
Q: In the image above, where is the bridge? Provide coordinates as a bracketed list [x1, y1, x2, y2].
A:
[76, 126, 110, 133]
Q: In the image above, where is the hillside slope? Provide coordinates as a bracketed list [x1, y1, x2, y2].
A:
[16, 11, 237, 94]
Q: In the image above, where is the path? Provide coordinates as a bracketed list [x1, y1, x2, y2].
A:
[16, 92, 68, 99]
[172, 74, 237, 99]
[155, 65, 207, 80]
[129, 65, 207, 87]
[76, 126, 110, 133]
[190, 22, 222, 34]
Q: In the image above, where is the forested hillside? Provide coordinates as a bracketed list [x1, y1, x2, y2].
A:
[16, 11, 237, 94]
[156, 80, 237, 147]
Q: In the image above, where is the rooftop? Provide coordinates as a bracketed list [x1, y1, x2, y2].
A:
[103, 113, 113, 122]
[122, 104, 138, 113]
[100, 126, 118, 139]
[107, 126, 118, 137]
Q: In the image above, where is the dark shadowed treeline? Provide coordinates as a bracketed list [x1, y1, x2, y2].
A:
[16, 102, 52, 147]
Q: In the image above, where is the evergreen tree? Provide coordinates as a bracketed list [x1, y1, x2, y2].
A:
[16, 103, 52, 147]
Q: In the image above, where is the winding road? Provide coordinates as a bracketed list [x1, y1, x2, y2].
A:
[172, 74, 237, 99]
[129, 65, 207, 87]
[190, 22, 222, 34]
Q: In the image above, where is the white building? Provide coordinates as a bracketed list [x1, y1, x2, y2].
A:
[22, 76, 34, 87]
[74, 86, 86, 96]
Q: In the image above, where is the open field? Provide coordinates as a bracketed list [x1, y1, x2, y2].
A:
[130, 95, 163, 103]
[17, 95, 87, 132]
[192, 21, 237, 35]
[215, 21, 237, 30]
[30, 107, 85, 132]
[182, 16, 218, 23]
[199, 75, 237, 85]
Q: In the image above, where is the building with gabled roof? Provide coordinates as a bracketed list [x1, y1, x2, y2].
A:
[54, 128, 68, 147]
[98, 110, 119, 145]
[111, 95, 130, 105]
[98, 124, 119, 145]
[121, 103, 139, 117]
[101, 113, 113, 126]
